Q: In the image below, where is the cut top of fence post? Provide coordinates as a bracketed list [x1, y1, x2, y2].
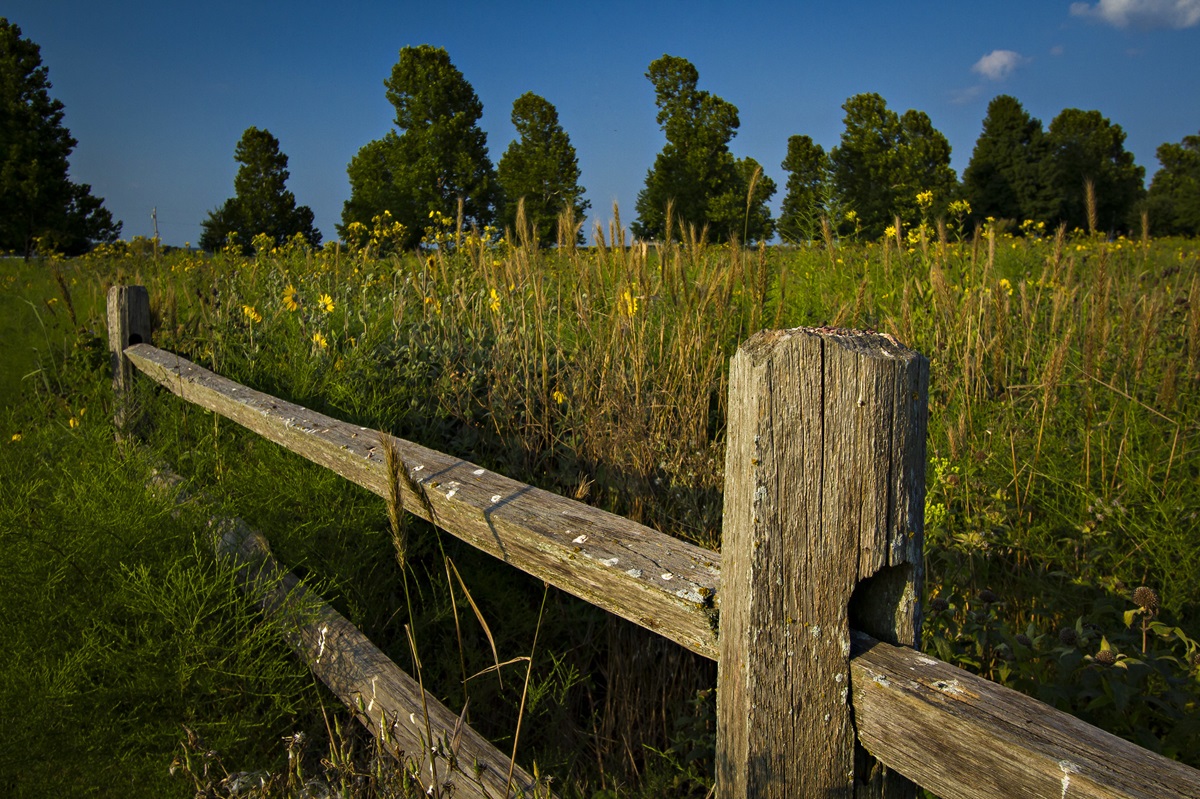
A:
[716, 326, 929, 799]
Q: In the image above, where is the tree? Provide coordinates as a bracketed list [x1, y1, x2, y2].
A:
[200, 126, 320, 252]
[733, 156, 777, 243]
[632, 55, 774, 243]
[830, 93, 956, 237]
[497, 92, 589, 246]
[701, 156, 777, 243]
[961, 95, 1057, 225]
[778, 134, 832, 243]
[1147, 131, 1200, 236]
[340, 45, 498, 250]
[895, 109, 958, 222]
[0, 18, 120, 257]
[1045, 108, 1145, 234]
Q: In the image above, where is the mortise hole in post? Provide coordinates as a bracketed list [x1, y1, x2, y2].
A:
[849, 563, 917, 646]
[128, 333, 144, 346]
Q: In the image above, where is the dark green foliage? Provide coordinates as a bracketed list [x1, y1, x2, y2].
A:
[1147, 131, 1200, 236]
[830, 93, 956, 237]
[1045, 108, 1145, 233]
[961, 95, 1057, 225]
[497, 92, 589, 246]
[0, 18, 120, 257]
[778, 134, 831, 243]
[925, 588, 1200, 763]
[632, 55, 774, 243]
[199, 126, 321, 253]
[733, 156, 776, 244]
[340, 45, 499, 250]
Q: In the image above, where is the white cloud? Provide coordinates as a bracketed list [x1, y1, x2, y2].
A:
[949, 86, 984, 105]
[1069, 0, 1200, 29]
[971, 50, 1028, 81]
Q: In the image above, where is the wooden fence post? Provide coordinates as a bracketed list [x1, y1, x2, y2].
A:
[107, 285, 151, 437]
[716, 327, 928, 798]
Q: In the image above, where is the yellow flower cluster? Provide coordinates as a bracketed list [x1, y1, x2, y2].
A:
[947, 199, 971, 218]
[619, 288, 639, 316]
[242, 305, 263, 324]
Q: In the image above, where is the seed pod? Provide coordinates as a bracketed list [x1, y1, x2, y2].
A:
[1133, 586, 1160, 612]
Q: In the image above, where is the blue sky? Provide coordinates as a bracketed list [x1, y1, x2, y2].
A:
[6, 0, 1200, 246]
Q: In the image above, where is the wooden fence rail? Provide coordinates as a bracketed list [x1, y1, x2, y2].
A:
[148, 468, 546, 798]
[109, 285, 1200, 799]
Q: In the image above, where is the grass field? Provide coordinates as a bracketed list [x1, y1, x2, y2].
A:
[2, 217, 1198, 797]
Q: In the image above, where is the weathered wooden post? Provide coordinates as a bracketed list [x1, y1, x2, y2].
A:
[716, 327, 928, 798]
[107, 285, 151, 437]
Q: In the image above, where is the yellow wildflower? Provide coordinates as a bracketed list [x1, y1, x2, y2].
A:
[312, 331, 328, 350]
[620, 288, 639, 316]
[10, 433, 21, 442]
[283, 285, 300, 312]
[318, 293, 335, 313]
[999, 278, 1013, 296]
[242, 304, 263, 324]
[489, 288, 501, 312]
[916, 191, 934, 210]
[69, 417, 79, 429]
[552, 390, 566, 405]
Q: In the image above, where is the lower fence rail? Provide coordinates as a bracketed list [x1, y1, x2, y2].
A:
[148, 466, 554, 799]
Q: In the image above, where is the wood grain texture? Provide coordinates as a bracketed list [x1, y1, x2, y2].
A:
[106, 285, 151, 434]
[124, 343, 721, 658]
[716, 327, 927, 799]
[851, 632, 1200, 799]
[205, 506, 552, 798]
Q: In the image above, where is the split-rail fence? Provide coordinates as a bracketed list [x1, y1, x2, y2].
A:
[108, 284, 1200, 798]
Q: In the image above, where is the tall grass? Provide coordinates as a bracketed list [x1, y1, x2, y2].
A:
[3, 216, 1198, 795]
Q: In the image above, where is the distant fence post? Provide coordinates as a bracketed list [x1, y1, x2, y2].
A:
[716, 327, 929, 798]
[107, 284, 151, 437]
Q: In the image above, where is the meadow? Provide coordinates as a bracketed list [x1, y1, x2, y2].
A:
[1, 212, 1198, 797]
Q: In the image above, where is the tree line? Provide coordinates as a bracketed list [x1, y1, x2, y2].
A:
[194, 48, 1200, 247]
[4, 20, 1200, 258]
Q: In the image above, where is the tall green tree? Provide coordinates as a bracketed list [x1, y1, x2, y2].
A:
[895, 109, 958, 221]
[1045, 108, 1145, 233]
[778, 135, 831, 243]
[341, 45, 498, 250]
[632, 55, 774, 243]
[1147, 131, 1200, 236]
[830, 93, 956, 237]
[961, 95, 1056, 225]
[497, 92, 589, 246]
[0, 18, 120, 257]
[200, 126, 320, 252]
